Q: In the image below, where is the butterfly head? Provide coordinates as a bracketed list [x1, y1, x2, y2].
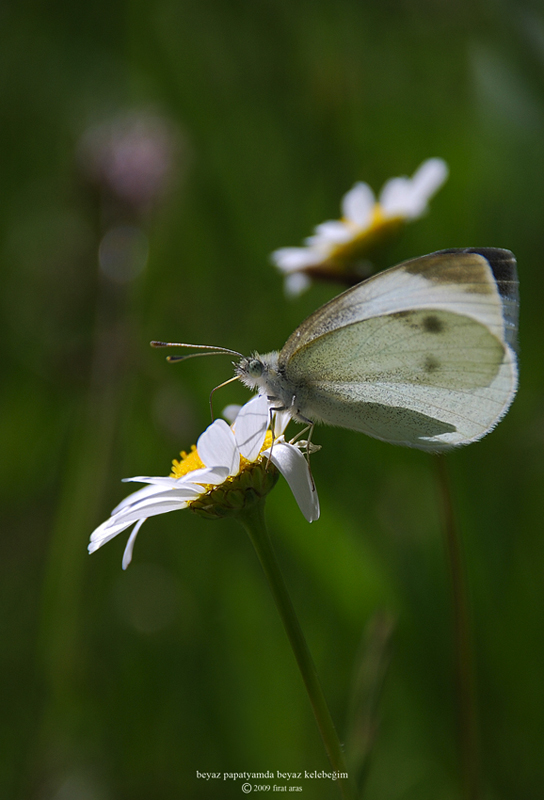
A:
[235, 351, 280, 393]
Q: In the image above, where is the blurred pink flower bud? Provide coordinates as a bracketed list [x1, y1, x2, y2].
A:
[78, 110, 179, 215]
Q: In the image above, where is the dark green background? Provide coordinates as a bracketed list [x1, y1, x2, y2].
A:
[2, 1, 544, 798]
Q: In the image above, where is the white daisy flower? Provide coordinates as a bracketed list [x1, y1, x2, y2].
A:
[88, 393, 319, 569]
[272, 157, 449, 296]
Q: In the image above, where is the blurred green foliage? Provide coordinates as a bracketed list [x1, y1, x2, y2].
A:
[2, 1, 544, 798]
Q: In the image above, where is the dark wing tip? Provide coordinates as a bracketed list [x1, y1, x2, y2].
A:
[435, 247, 518, 302]
[435, 247, 519, 353]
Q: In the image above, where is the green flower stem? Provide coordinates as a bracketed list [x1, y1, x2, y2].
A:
[239, 500, 357, 800]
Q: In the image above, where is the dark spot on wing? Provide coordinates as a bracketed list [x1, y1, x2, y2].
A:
[423, 314, 444, 333]
[424, 355, 440, 373]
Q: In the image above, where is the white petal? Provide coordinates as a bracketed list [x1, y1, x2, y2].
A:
[112, 482, 174, 514]
[408, 157, 449, 216]
[307, 220, 352, 245]
[113, 469, 228, 514]
[379, 176, 413, 217]
[89, 458, 231, 560]
[235, 394, 269, 461]
[124, 469, 226, 487]
[411, 157, 449, 196]
[380, 158, 449, 219]
[270, 409, 291, 436]
[222, 404, 242, 423]
[119, 484, 202, 509]
[284, 272, 311, 297]
[89, 477, 215, 557]
[122, 518, 145, 570]
[122, 476, 179, 486]
[89, 516, 136, 551]
[263, 442, 320, 522]
[177, 466, 230, 486]
[271, 247, 319, 271]
[197, 418, 239, 475]
[108, 497, 192, 527]
[113, 478, 204, 512]
[341, 182, 375, 227]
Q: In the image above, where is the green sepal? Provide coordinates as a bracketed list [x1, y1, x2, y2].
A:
[189, 461, 279, 521]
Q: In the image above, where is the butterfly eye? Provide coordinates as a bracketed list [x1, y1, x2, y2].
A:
[247, 359, 264, 378]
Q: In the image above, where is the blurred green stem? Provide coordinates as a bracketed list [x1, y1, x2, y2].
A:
[239, 500, 357, 800]
[35, 268, 133, 780]
[345, 611, 394, 795]
[435, 456, 480, 800]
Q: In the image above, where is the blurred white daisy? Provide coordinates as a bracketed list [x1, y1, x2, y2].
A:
[88, 394, 319, 569]
[272, 157, 449, 296]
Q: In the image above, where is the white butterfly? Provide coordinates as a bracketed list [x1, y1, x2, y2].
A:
[155, 248, 519, 452]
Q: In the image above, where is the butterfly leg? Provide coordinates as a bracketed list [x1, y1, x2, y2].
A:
[285, 421, 317, 489]
[303, 423, 317, 491]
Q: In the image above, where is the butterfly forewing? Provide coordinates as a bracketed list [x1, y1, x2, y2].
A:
[280, 250, 515, 361]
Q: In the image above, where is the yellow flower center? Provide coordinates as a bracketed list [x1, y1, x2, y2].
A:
[170, 445, 205, 478]
[240, 430, 274, 468]
[370, 204, 388, 226]
[329, 203, 405, 265]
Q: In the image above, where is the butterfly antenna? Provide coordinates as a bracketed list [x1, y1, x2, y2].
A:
[208, 376, 239, 420]
[150, 341, 243, 364]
